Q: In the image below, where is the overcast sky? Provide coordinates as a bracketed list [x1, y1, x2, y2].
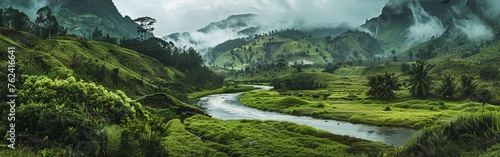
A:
[113, 0, 389, 36]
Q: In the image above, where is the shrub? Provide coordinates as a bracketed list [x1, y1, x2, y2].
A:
[316, 103, 325, 108]
[384, 106, 391, 111]
[438, 102, 448, 110]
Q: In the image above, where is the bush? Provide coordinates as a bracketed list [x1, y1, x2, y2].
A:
[438, 101, 448, 110]
[316, 103, 325, 108]
[383, 106, 391, 111]
[15, 75, 148, 156]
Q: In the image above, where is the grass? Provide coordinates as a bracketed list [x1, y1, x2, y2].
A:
[240, 87, 500, 129]
[399, 113, 500, 156]
[188, 85, 254, 99]
[184, 115, 394, 157]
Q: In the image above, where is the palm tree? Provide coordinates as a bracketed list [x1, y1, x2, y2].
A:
[407, 59, 433, 97]
[383, 72, 399, 90]
[438, 74, 456, 99]
[366, 72, 397, 100]
[366, 75, 380, 99]
[459, 74, 476, 99]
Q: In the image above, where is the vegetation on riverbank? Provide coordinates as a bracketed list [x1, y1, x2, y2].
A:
[240, 90, 500, 129]
[188, 85, 255, 99]
[398, 113, 500, 156]
[183, 115, 394, 157]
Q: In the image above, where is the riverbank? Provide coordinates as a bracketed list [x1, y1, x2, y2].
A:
[239, 90, 500, 129]
[188, 85, 255, 99]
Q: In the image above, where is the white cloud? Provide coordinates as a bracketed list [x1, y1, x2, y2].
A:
[406, 0, 444, 46]
[112, 0, 389, 36]
[455, 15, 494, 41]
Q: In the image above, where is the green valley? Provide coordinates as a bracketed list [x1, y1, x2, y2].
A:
[1, 0, 500, 156]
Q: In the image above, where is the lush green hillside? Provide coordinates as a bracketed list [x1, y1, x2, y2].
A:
[0, 28, 190, 100]
[211, 29, 383, 70]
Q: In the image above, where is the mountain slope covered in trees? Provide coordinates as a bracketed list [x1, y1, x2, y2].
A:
[210, 29, 383, 70]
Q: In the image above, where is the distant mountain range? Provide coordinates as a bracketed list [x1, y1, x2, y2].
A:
[162, 13, 351, 59]
[162, 0, 499, 69]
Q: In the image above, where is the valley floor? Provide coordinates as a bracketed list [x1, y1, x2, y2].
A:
[240, 89, 500, 129]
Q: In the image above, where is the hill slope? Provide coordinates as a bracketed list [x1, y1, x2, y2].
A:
[210, 29, 383, 70]
[0, 28, 189, 100]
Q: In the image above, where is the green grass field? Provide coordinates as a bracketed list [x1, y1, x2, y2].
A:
[240, 89, 500, 129]
[236, 63, 500, 129]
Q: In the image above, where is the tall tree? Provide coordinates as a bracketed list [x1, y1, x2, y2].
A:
[133, 16, 156, 40]
[3, 7, 31, 31]
[408, 52, 414, 61]
[407, 59, 433, 97]
[92, 27, 103, 40]
[35, 6, 64, 38]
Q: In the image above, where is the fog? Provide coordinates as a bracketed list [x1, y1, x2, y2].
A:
[406, 0, 445, 45]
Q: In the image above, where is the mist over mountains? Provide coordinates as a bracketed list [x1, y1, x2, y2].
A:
[162, 0, 500, 61]
[361, 0, 500, 52]
[162, 13, 352, 57]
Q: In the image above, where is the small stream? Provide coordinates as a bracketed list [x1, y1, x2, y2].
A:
[192, 86, 418, 146]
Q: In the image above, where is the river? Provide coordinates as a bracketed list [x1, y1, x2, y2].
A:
[192, 86, 418, 146]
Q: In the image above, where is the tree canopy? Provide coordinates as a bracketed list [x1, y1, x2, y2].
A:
[133, 16, 156, 40]
[35, 6, 66, 38]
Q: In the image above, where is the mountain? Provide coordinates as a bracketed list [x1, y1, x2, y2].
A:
[0, 0, 147, 39]
[210, 29, 383, 70]
[359, 0, 500, 53]
[162, 13, 351, 62]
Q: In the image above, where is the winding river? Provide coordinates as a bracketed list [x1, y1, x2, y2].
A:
[192, 86, 418, 146]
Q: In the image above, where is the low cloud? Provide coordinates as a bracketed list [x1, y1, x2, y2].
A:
[406, 0, 445, 46]
[455, 15, 494, 41]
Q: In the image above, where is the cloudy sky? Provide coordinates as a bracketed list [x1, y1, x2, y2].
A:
[113, 0, 389, 36]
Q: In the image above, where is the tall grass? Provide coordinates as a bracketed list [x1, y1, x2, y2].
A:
[400, 113, 500, 156]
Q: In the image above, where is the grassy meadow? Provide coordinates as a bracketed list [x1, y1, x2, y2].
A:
[234, 61, 500, 129]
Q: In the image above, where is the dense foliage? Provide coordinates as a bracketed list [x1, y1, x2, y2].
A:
[0, 6, 66, 38]
[120, 37, 224, 89]
[0, 75, 148, 156]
